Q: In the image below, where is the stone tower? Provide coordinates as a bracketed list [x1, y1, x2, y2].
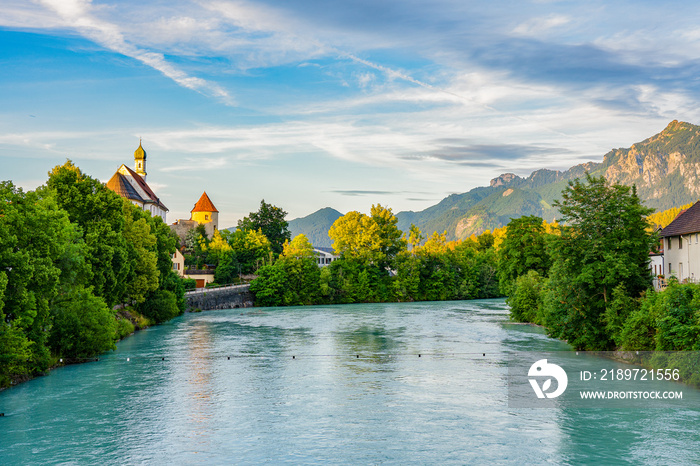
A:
[191, 191, 219, 237]
[134, 140, 147, 181]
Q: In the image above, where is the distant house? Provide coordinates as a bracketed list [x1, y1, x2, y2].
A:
[106, 142, 169, 221]
[659, 202, 700, 283]
[184, 269, 216, 289]
[171, 249, 185, 277]
[314, 247, 338, 267]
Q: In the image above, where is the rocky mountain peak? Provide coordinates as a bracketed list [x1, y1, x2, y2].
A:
[489, 173, 521, 187]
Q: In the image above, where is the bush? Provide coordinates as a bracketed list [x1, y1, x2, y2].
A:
[250, 264, 286, 307]
[161, 270, 187, 313]
[604, 284, 639, 347]
[137, 289, 181, 324]
[507, 270, 545, 324]
[115, 318, 135, 340]
[182, 278, 197, 291]
[49, 287, 117, 359]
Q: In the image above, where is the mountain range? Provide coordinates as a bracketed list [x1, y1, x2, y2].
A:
[289, 120, 700, 245]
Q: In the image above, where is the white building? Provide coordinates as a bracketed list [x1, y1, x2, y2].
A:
[106, 142, 169, 221]
[314, 247, 339, 267]
[659, 202, 700, 283]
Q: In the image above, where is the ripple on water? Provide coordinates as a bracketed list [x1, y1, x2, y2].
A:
[1, 299, 699, 464]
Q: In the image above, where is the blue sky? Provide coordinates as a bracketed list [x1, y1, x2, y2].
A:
[3, 0, 700, 227]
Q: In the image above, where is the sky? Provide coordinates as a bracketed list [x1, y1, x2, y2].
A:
[3, 0, 700, 227]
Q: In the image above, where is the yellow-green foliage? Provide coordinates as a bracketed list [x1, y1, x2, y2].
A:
[118, 307, 153, 330]
[647, 202, 695, 229]
[115, 318, 135, 340]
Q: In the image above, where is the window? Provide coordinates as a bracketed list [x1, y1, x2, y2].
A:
[669, 263, 672, 274]
[679, 237, 683, 249]
[668, 238, 672, 250]
[205, 214, 209, 220]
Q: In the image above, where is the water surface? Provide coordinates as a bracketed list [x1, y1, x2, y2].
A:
[1, 300, 699, 464]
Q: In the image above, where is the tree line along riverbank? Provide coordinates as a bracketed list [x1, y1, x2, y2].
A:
[246, 174, 700, 386]
[0, 161, 187, 388]
[3, 162, 700, 389]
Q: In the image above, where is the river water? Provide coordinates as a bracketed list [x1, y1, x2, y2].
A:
[1, 299, 699, 464]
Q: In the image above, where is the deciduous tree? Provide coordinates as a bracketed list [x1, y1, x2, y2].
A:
[544, 174, 656, 350]
[237, 200, 290, 255]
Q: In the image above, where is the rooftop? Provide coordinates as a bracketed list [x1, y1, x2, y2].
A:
[659, 201, 700, 237]
[106, 172, 143, 202]
[191, 191, 219, 213]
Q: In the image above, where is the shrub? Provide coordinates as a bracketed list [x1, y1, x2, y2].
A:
[115, 318, 135, 340]
[507, 270, 545, 324]
[137, 289, 181, 324]
[49, 287, 117, 359]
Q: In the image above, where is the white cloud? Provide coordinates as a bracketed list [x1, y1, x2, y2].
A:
[18, 0, 237, 105]
[512, 14, 571, 37]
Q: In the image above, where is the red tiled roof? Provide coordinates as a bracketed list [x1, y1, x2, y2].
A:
[191, 191, 218, 213]
[659, 201, 700, 237]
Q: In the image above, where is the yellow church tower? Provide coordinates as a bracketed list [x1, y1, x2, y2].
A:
[134, 140, 147, 180]
[191, 191, 219, 236]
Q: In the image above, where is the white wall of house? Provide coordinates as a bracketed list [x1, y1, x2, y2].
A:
[314, 248, 338, 267]
[650, 254, 664, 277]
[663, 233, 700, 282]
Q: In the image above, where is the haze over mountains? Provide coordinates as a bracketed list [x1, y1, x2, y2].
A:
[290, 121, 700, 246]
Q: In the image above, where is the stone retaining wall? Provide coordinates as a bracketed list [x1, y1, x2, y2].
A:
[185, 284, 255, 311]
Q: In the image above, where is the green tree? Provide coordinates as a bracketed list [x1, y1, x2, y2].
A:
[329, 211, 382, 264]
[237, 200, 290, 255]
[148, 215, 179, 281]
[251, 234, 321, 306]
[370, 204, 407, 270]
[228, 228, 273, 274]
[48, 286, 117, 359]
[122, 202, 159, 304]
[46, 161, 133, 307]
[250, 265, 287, 307]
[137, 289, 180, 324]
[544, 174, 656, 350]
[184, 224, 210, 269]
[393, 252, 421, 301]
[0, 182, 84, 380]
[498, 216, 552, 296]
[507, 270, 545, 324]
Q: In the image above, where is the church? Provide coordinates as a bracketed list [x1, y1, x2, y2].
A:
[105, 141, 169, 221]
[105, 141, 221, 287]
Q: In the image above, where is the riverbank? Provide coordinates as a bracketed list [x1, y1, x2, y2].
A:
[1, 306, 157, 392]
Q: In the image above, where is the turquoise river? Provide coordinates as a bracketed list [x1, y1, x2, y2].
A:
[1, 299, 699, 464]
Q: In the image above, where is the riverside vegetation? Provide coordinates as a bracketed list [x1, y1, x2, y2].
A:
[249, 174, 700, 385]
[0, 161, 186, 388]
[504, 174, 700, 386]
[4, 161, 700, 388]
